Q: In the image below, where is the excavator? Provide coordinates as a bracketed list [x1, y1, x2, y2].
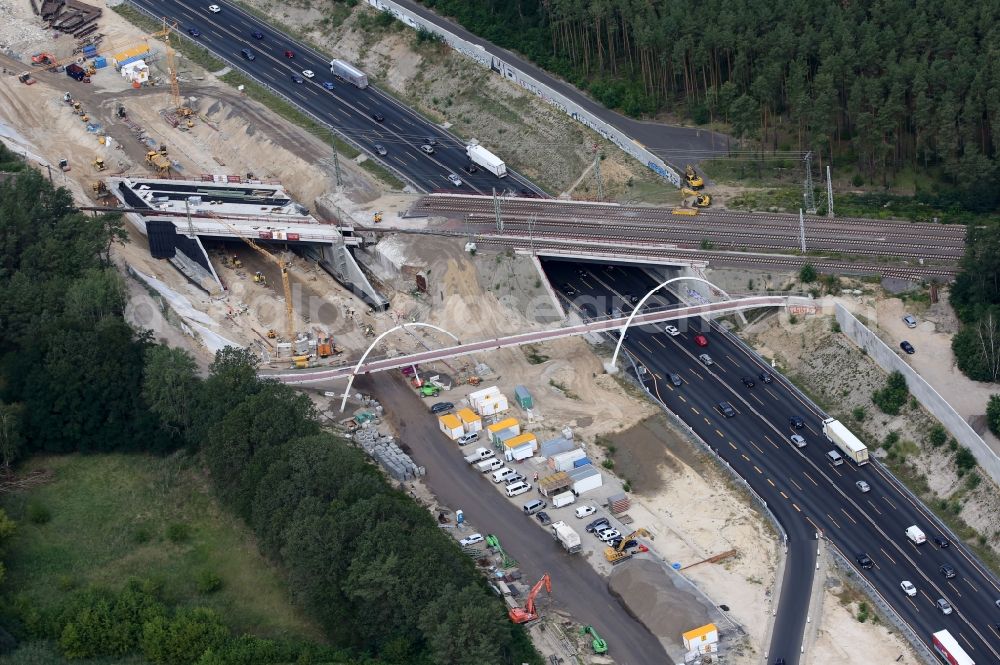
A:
[604, 527, 651, 564]
[680, 187, 712, 208]
[508, 573, 551, 624]
[684, 164, 704, 189]
[581, 625, 608, 654]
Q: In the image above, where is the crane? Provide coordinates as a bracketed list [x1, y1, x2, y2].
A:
[508, 573, 551, 624]
[604, 527, 651, 564]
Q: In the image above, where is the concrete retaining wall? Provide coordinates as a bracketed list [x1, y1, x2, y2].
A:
[834, 303, 1000, 484]
[364, 0, 682, 187]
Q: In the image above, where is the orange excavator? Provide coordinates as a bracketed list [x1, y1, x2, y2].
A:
[508, 573, 551, 624]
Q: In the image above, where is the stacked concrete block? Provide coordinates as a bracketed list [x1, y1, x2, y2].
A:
[354, 430, 425, 481]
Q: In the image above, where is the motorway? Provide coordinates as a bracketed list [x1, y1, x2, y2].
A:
[543, 259, 1000, 664]
[127, 0, 545, 195]
[360, 371, 668, 665]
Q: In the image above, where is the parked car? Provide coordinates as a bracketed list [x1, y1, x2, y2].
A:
[430, 401, 453, 414]
[900, 340, 916, 354]
[900, 580, 917, 597]
[902, 314, 917, 328]
[575, 505, 597, 519]
[664, 325, 680, 336]
[939, 564, 956, 579]
[694, 333, 709, 347]
[856, 552, 874, 569]
[669, 373, 683, 387]
[856, 480, 871, 493]
[457, 432, 479, 446]
[535, 511, 552, 525]
[789, 415, 805, 429]
[741, 376, 755, 388]
[585, 517, 610, 533]
[933, 536, 951, 549]
[597, 528, 621, 542]
[459, 533, 484, 546]
[698, 354, 714, 366]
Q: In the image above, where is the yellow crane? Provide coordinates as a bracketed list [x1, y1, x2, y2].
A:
[149, 18, 194, 123]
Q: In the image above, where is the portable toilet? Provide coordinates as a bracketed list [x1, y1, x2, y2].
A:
[514, 385, 533, 410]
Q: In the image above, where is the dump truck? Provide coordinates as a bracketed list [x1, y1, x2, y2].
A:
[550, 521, 581, 554]
[822, 417, 869, 465]
[145, 151, 171, 174]
[329, 59, 368, 89]
[18, 72, 37, 85]
[466, 141, 507, 178]
[66, 63, 87, 82]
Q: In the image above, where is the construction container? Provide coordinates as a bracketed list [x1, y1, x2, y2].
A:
[456, 407, 482, 434]
[569, 465, 602, 495]
[683, 624, 719, 651]
[470, 385, 509, 416]
[82, 45, 97, 57]
[93, 56, 107, 68]
[501, 432, 537, 461]
[537, 471, 572, 497]
[112, 45, 150, 69]
[486, 417, 519, 443]
[539, 436, 575, 458]
[514, 385, 533, 409]
[573, 457, 591, 468]
[549, 448, 586, 472]
[438, 413, 463, 440]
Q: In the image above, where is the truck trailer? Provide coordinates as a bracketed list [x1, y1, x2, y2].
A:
[329, 59, 368, 89]
[932, 629, 974, 665]
[466, 141, 507, 178]
[551, 521, 581, 553]
[822, 418, 869, 465]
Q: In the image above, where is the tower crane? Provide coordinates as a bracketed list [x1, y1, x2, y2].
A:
[508, 573, 551, 624]
[151, 18, 194, 123]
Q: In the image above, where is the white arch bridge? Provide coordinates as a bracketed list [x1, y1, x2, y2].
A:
[268, 295, 817, 386]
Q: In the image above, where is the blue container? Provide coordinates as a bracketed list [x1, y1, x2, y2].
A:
[573, 457, 591, 468]
[83, 45, 97, 56]
[93, 56, 107, 69]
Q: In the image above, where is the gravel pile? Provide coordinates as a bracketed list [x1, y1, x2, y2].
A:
[0, 3, 49, 58]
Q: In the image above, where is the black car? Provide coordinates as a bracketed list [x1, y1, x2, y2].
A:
[933, 536, 951, 549]
[669, 373, 683, 387]
[430, 402, 454, 414]
[626, 293, 640, 304]
[463, 163, 478, 174]
[741, 376, 755, 388]
[536, 511, 552, 525]
[585, 517, 610, 533]
[789, 415, 805, 429]
[561, 283, 577, 296]
[371, 111, 385, 122]
[856, 552, 874, 569]
[900, 340, 916, 354]
[939, 563, 956, 578]
[759, 372, 774, 384]
[251, 31, 264, 39]
[717, 401, 736, 418]
[424, 136, 438, 145]
[290, 74, 305, 84]
[187, 27, 201, 37]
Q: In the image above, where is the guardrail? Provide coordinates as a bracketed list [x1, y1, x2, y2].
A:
[124, 1, 419, 191]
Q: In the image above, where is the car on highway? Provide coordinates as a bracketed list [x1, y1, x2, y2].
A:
[698, 353, 713, 366]
[240, 48, 256, 61]
[597, 528, 621, 542]
[626, 293, 639, 304]
[457, 432, 479, 446]
[284, 50, 295, 58]
[900, 580, 917, 597]
[717, 401, 736, 418]
[302, 69, 315, 78]
[207, 4, 220, 12]
[463, 163, 478, 174]
[790, 434, 806, 448]
[424, 136, 438, 145]
[560, 283, 577, 296]
[420, 144, 435, 154]
[856, 480, 871, 493]
[856, 552, 874, 569]
[322, 81, 335, 90]
[187, 27, 201, 37]
[693, 333, 709, 347]
[459, 533, 484, 546]
[900, 340, 915, 354]
[669, 373, 683, 386]
[933, 536, 951, 548]
[429, 401, 453, 414]
[370, 111, 385, 122]
[741, 376, 755, 388]
[939, 563, 956, 579]
[536, 511, 552, 525]
[664, 325, 680, 336]
[373, 143, 387, 156]
[903, 314, 917, 328]
[448, 174, 463, 187]
[290, 74, 305, 84]
[585, 517, 610, 533]
[789, 415, 805, 429]
[251, 30, 264, 39]
[575, 505, 596, 519]
[759, 371, 774, 384]
[936, 598, 953, 615]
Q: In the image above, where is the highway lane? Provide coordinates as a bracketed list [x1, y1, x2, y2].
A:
[544, 259, 1000, 663]
[361, 371, 668, 665]
[127, 0, 544, 195]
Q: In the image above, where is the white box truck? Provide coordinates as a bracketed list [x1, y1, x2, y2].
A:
[466, 141, 507, 178]
[822, 418, 869, 465]
[329, 59, 368, 89]
[551, 490, 576, 508]
[550, 521, 582, 553]
[906, 525, 926, 544]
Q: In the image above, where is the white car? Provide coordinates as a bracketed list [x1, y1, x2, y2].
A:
[664, 325, 680, 336]
[575, 505, 597, 519]
[597, 528, 621, 542]
[448, 174, 463, 187]
[207, 4, 221, 12]
[459, 533, 484, 546]
[302, 69, 315, 78]
[900, 580, 916, 597]
[856, 480, 871, 493]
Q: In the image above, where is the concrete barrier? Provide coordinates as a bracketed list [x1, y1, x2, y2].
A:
[834, 303, 1000, 485]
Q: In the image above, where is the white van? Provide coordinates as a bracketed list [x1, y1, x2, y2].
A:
[505, 481, 531, 497]
[906, 525, 926, 545]
[552, 490, 576, 508]
[826, 450, 844, 466]
[476, 458, 504, 473]
[491, 467, 516, 483]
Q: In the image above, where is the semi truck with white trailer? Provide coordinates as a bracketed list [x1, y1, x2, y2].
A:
[551, 521, 582, 554]
[466, 141, 507, 178]
[329, 59, 368, 89]
[822, 418, 870, 465]
[932, 629, 974, 665]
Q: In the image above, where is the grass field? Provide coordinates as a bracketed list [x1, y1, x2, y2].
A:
[0, 454, 324, 644]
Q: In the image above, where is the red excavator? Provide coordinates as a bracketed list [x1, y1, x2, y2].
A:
[508, 573, 551, 624]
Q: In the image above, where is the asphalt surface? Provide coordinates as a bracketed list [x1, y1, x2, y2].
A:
[360, 371, 667, 665]
[390, 0, 731, 169]
[127, 0, 544, 195]
[542, 259, 1000, 664]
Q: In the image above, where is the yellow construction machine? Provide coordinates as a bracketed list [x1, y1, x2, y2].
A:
[92, 157, 106, 171]
[684, 164, 704, 189]
[145, 151, 171, 174]
[680, 187, 712, 208]
[604, 528, 651, 564]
